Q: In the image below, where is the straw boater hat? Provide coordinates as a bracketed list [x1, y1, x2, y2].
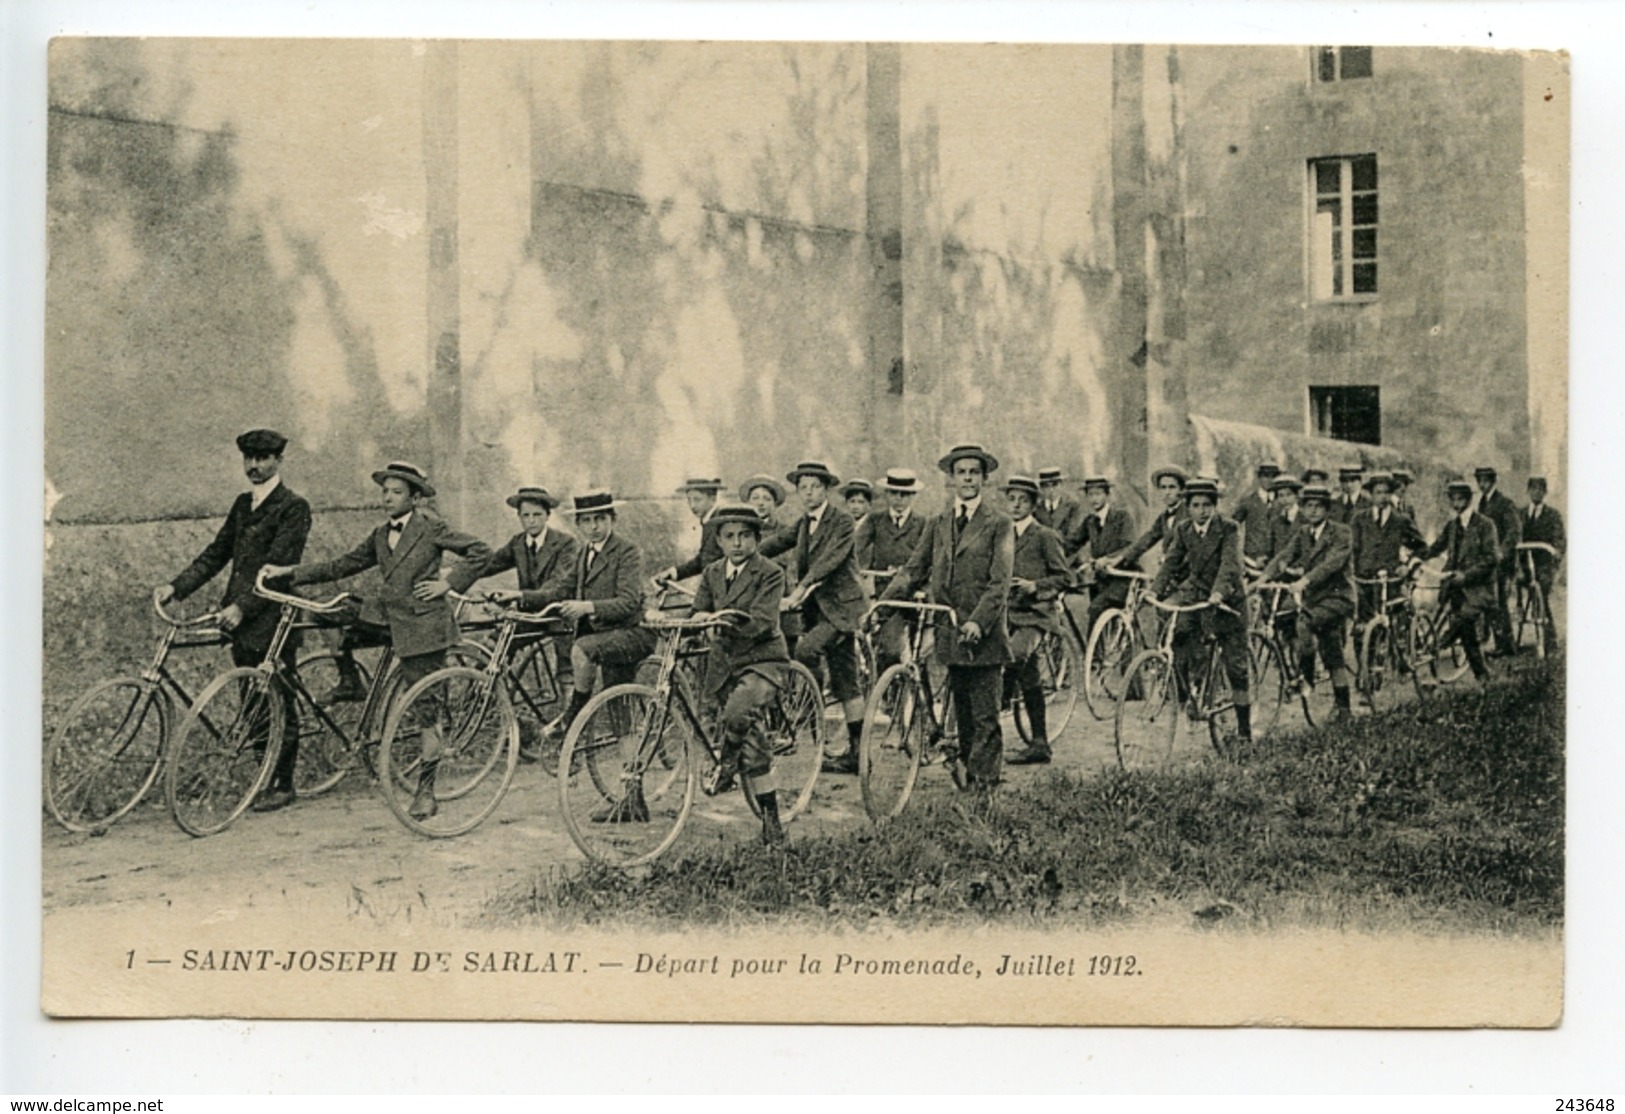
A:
[1083, 475, 1112, 491]
[371, 460, 435, 498]
[1446, 480, 1475, 499]
[564, 490, 621, 516]
[710, 502, 767, 533]
[237, 428, 288, 455]
[1474, 465, 1498, 480]
[1002, 474, 1041, 501]
[1255, 461, 1282, 478]
[505, 486, 559, 511]
[1527, 475, 1548, 491]
[1182, 478, 1220, 502]
[1037, 466, 1066, 485]
[1392, 466, 1415, 486]
[1364, 471, 1396, 493]
[1301, 466, 1330, 484]
[785, 460, 841, 486]
[1269, 474, 1304, 493]
[937, 443, 1000, 474]
[1150, 465, 1188, 488]
[1339, 464, 1365, 481]
[840, 478, 875, 500]
[1300, 484, 1334, 506]
[880, 468, 921, 494]
[738, 474, 787, 505]
[675, 477, 725, 495]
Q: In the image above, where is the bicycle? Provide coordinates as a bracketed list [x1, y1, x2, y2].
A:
[1114, 596, 1265, 767]
[1513, 541, 1560, 659]
[448, 591, 572, 770]
[855, 599, 960, 824]
[557, 609, 826, 866]
[1081, 569, 1157, 720]
[45, 596, 228, 833]
[378, 600, 571, 837]
[1246, 582, 1319, 728]
[1407, 572, 1483, 689]
[1353, 567, 1420, 712]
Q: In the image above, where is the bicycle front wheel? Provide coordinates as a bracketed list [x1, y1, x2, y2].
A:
[1358, 619, 1398, 714]
[46, 677, 168, 832]
[1114, 651, 1178, 771]
[750, 661, 824, 823]
[558, 684, 696, 867]
[1083, 609, 1135, 720]
[288, 650, 374, 797]
[1012, 629, 1084, 744]
[859, 664, 927, 824]
[166, 668, 283, 837]
[1204, 646, 1241, 760]
[1247, 633, 1286, 737]
[379, 667, 519, 838]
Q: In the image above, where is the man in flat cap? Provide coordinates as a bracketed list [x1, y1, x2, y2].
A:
[157, 429, 312, 812]
[1473, 466, 1522, 657]
[265, 461, 491, 820]
[654, 477, 727, 586]
[882, 444, 1014, 790]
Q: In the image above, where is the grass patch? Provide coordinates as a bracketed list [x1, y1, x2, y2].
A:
[484, 662, 1564, 933]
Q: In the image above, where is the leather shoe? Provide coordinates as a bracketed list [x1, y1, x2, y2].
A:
[252, 786, 295, 812]
[1006, 744, 1051, 766]
[947, 755, 970, 791]
[321, 678, 366, 706]
[821, 750, 860, 775]
[409, 783, 438, 821]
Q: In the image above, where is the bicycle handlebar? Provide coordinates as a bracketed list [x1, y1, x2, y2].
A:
[1353, 565, 1422, 587]
[253, 567, 354, 614]
[1144, 596, 1240, 617]
[1516, 542, 1560, 556]
[448, 591, 569, 627]
[644, 607, 753, 632]
[152, 595, 226, 630]
[864, 599, 960, 627]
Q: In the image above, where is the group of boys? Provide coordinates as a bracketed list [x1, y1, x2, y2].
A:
[161, 428, 1565, 845]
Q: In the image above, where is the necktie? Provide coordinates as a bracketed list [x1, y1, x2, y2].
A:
[808, 512, 818, 536]
[388, 519, 405, 550]
[893, 514, 904, 529]
[1379, 509, 1388, 528]
[585, 546, 597, 574]
[956, 505, 969, 541]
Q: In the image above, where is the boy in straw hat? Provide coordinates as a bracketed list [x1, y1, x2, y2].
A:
[1261, 483, 1357, 719]
[841, 478, 875, 524]
[854, 468, 929, 675]
[266, 461, 492, 820]
[1349, 472, 1425, 625]
[761, 460, 869, 772]
[1473, 465, 1523, 657]
[1035, 466, 1087, 558]
[1077, 475, 1138, 640]
[1417, 480, 1498, 682]
[1001, 474, 1072, 765]
[687, 502, 797, 843]
[881, 443, 1014, 790]
[1112, 465, 1189, 570]
[547, 490, 660, 755]
[158, 428, 312, 812]
[654, 477, 727, 585]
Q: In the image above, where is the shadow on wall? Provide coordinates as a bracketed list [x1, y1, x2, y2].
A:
[47, 39, 429, 524]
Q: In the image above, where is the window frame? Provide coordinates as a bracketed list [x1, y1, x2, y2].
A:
[1307, 385, 1383, 445]
[1306, 153, 1379, 303]
[1311, 46, 1374, 84]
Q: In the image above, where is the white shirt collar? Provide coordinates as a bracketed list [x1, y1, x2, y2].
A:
[388, 510, 412, 528]
[1193, 520, 1209, 536]
[1096, 504, 1111, 522]
[1458, 510, 1474, 528]
[725, 559, 746, 580]
[1013, 515, 1033, 536]
[956, 496, 982, 517]
[249, 473, 281, 510]
[807, 503, 827, 526]
[891, 508, 910, 527]
[526, 526, 549, 549]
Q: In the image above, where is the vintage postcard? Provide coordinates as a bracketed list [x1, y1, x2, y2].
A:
[41, 37, 1567, 1025]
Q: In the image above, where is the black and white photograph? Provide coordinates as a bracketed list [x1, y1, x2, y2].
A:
[36, 34, 1567, 1029]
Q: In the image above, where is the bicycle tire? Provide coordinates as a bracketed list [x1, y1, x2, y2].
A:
[1012, 628, 1084, 744]
[1247, 633, 1286, 737]
[1357, 619, 1398, 714]
[45, 677, 168, 832]
[859, 664, 927, 824]
[1083, 609, 1135, 721]
[1113, 651, 1178, 771]
[378, 666, 519, 838]
[505, 637, 570, 768]
[746, 661, 824, 823]
[558, 683, 696, 867]
[288, 650, 374, 797]
[1204, 644, 1241, 759]
[166, 667, 283, 837]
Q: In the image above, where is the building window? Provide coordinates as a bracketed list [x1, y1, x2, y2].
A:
[1310, 386, 1381, 445]
[1309, 154, 1378, 300]
[1315, 46, 1373, 82]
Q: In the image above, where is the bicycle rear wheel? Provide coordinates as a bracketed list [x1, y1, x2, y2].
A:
[1357, 620, 1398, 714]
[1114, 651, 1179, 771]
[858, 664, 928, 823]
[1083, 609, 1134, 720]
[46, 677, 168, 832]
[1247, 633, 1286, 736]
[506, 637, 570, 768]
[379, 667, 519, 838]
[166, 668, 283, 837]
[750, 661, 824, 823]
[1012, 629, 1083, 744]
[1204, 646, 1241, 760]
[558, 684, 696, 866]
[289, 651, 373, 796]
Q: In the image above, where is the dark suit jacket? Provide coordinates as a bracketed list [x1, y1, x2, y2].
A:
[1520, 502, 1566, 581]
[690, 552, 790, 696]
[1422, 512, 1501, 611]
[573, 531, 647, 633]
[171, 483, 313, 657]
[1009, 520, 1072, 633]
[1152, 515, 1246, 611]
[482, 528, 580, 610]
[1120, 503, 1188, 566]
[1265, 504, 1303, 562]
[1034, 493, 1087, 555]
[1327, 491, 1372, 526]
[1262, 519, 1356, 610]
[673, 510, 726, 580]
[292, 508, 491, 659]
[761, 503, 867, 632]
[882, 500, 1014, 667]
[1349, 505, 1426, 578]
[1077, 504, 1138, 567]
[854, 509, 928, 573]
[1232, 490, 1275, 561]
[1477, 488, 1523, 568]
